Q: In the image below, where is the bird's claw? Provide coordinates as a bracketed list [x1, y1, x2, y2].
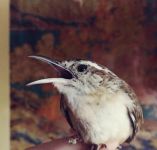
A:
[68, 136, 82, 144]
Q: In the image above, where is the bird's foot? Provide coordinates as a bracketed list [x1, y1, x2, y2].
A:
[68, 136, 82, 144]
[91, 142, 120, 150]
[105, 141, 119, 150]
[98, 144, 107, 150]
[117, 145, 122, 150]
[91, 144, 107, 150]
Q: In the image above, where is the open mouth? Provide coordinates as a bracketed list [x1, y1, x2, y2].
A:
[27, 56, 74, 86]
[29, 55, 74, 79]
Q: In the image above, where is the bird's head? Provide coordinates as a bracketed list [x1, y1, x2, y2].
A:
[27, 56, 117, 96]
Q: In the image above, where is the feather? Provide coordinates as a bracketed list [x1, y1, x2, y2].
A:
[60, 94, 75, 130]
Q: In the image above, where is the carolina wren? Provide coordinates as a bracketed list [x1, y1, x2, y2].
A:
[27, 56, 143, 150]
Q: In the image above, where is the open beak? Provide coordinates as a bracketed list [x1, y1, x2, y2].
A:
[27, 55, 74, 86]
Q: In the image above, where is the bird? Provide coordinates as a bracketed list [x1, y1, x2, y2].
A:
[27, 55, 143, 150]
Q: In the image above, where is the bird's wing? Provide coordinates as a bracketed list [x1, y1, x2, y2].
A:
[126, 101, 143, 143]
[60, 94, 87, 139]
[60, 94, 76, 130]
[121, 82, 143, 143]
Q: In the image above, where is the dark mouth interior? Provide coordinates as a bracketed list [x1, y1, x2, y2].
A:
[58, 69, 73, 79]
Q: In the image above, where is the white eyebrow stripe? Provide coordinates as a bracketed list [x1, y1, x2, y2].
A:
[81, 61, 103, 70]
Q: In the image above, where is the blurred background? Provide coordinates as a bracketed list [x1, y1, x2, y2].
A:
[10, 0, 157, 149]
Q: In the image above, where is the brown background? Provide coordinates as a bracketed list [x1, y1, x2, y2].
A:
[10, 0, 157, 149]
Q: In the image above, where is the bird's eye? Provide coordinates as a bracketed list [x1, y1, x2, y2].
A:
[77, 64, 87, 72]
